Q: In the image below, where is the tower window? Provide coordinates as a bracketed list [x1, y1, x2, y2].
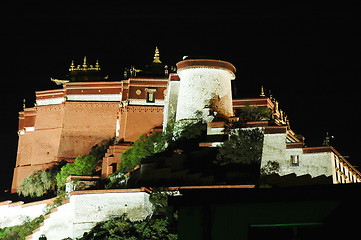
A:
[290, 155, 299, 166]
[146, 88, 157, 103]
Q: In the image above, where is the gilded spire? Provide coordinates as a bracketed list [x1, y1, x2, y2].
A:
[82, 56, 88, 69]
[153, 47, 162, 63]
[260, 85, 265, 97]
[95, 59, 100, 70]
[69, 60, 75, 71]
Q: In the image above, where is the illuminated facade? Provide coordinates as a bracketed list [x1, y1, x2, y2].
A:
[12, 49, 361, 193]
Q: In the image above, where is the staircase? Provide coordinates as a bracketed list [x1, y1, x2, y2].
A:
[101, 143, 132, 179]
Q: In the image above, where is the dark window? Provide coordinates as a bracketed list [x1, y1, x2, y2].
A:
[110, 163, 117, 174]
[146, 92, 155, 103]
[290, 155, 299, 166]
[146, 88, 157, 103]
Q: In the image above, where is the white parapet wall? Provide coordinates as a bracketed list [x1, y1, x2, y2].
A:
[0, 198, 55, 228]
[29, 188, 152, 240]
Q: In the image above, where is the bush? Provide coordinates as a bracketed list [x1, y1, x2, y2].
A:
[89, 138, 115, 161]
[235, 104, 272, 122]
[17, 170, 57, 198]
[56, 154, 98, 188]
[215, 128, 264, 166]
[120, 132, 166, 173]
[0, 215, 44, 240]
[118, 120, 207, 174]
[79, 189, 177, 240]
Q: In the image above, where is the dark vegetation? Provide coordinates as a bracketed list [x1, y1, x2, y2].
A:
[79, 189, 177, 240]
[17, 138, 114, 198]
[0, 215, 44, 240]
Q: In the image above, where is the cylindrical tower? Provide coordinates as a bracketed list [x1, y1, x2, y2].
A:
[175, 59, 236, 122]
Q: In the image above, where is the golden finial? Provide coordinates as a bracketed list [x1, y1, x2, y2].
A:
[69, 60, 75, 71]
[260, 85, 265, 97]
[153, 47, 162, 63]
[82, 56, 88, 69]
[95, 59, 100, 70]
[23, 99, 26, 110]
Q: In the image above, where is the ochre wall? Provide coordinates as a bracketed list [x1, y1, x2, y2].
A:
[57, 102, 119, 159]
[117, 106, 163, 142]
[12, 102, 119, 193]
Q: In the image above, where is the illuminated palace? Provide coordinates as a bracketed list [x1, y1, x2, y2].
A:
[12, 48, 361, 192]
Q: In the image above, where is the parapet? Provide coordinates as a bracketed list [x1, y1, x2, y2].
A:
[176, 59, 236, 79]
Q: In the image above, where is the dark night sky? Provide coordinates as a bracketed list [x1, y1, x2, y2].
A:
[1, 2, 361, 190]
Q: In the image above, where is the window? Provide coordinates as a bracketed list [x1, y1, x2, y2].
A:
[146, 88, 157, 103]
[110, 163, 117, 174]
[290, 155, 299, 166]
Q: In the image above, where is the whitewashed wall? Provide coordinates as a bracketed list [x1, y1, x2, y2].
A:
[29, 189, 152, 240]
[261, 132, 333, 178]
[163, 80, 180, 130]
[176, 68, 234, 122]
[0, 198, 55, 228]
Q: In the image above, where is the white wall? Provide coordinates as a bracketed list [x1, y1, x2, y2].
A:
[29, 189, 152, 240]
[261, 133, 287, 171]
[261, 132, 333, 178]
[0, 199, 54, 228]
[176, 68, 234, 122]
[163, 80, 180, 130]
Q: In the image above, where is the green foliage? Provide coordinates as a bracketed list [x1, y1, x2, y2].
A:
[236, 104, 272, 122]
[17, 170, 57, 198]
[89, 138, 115, 161]
[56, 154, 98, 188]
[260, 161, 280, 175]
[171, 120, 206, 142]
[119, 121, 207, 173]
[215, 128, 264, 166]
[79, 189, 177, 240]
[80, 214, 177, 240]
[0, 215, 44, 240]
[119, 132, 166, 173]
[105, 171, 127, 189]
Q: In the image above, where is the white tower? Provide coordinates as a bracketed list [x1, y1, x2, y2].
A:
[175, 59, 236, 122]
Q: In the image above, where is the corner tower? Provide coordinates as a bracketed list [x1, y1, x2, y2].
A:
[175, 59, 236, 122]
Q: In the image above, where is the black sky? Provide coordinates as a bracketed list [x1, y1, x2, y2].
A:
[2, 2, 361, 190]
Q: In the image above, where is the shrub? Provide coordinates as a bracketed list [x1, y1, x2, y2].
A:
[215, 128, 264, 166]
[79, 189, 177, 240]
[0, 215, 44, 240]
[17, 170, 57, 198]
[56, 154, 98, 188]
[235, 104, 272, 122]
[120, 132, 166, 173]
[260, 161, 280, 175]
[89, 138, 115, 161]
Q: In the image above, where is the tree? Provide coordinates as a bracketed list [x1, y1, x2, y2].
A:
[120, 132, 166, 173]
[215, 128, 264, 166]
[235, 104, 272, 122]
[17, 170, 57, 198]
[56, 154, 98, 188]
[79, 189, 178, 240]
